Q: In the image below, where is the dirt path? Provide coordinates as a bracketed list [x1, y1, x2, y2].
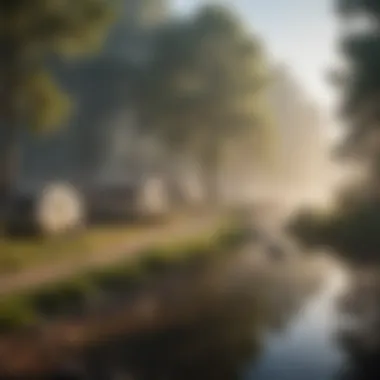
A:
[0, 213, 222, 296]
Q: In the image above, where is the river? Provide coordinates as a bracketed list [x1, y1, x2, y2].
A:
[45, 237, 380, 380]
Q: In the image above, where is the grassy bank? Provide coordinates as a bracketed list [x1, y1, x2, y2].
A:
[0, 212, 221, 274]
[0, 224, 160, 274]
[0, 214, 197, 274]
[0, 223, 250, 334]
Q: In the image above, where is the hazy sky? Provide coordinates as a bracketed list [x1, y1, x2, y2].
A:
[172, 0, 339, 116]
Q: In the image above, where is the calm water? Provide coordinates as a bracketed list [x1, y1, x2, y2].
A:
[245, 267, 347, 380]
[63, 246, 380, 380]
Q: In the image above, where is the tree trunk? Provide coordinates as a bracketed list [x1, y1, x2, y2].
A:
[0, 53, 22, 220]
[0, 117, 21, 226]
[201, 141, 220, 207]
[0, 127, 19, 197]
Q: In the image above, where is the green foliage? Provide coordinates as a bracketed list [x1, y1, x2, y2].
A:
[21, 70, 72, 132]
[0, 296, 37, 333]
[288, 198, 380, 263]
[326, 200, 380, 259]
[337, 0, 380, 18]
[287, 209, 332, 249]
[90, 265, 141, 293]
[0, 0, 115, 206]
[340, 34, 380, 120]
[291, 0, 380, 265]
[0, 223, 249, 333]
[182, 240, 210, 257]
[137, 4, 271, 166]
[215, 227, 250, 250]
[1, 0, 114, 57]
[310, 1, 380, 264]
[334, 0, 380, 163]
[139, 250, 175, 273]
[30, 275, 95, 316]
[0, 0, 114, 131]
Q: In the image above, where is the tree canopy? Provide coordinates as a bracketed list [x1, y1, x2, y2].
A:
[335, 0, 380, 164]
[337, 0, 380, 18]
[0, 0, 114, 197]
[138, 5, 270, 144]
[136, 5, 271, 200]
[288, 0, 380, 263]
[0, 0, 113, 132]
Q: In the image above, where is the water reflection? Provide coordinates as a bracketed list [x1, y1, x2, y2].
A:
[44, 248, 380, 380]
[245, 267, 347, 380]
[336, 270, 380, 380]
[81, 263, 267, 379]
[75, 250, 329, 380]
[85, 308, 262, 380]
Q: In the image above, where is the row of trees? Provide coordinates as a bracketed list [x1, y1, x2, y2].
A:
[289, 0, 380, 264]
[335, 0, 380, 174]
[0, 1, 272, 207]
[135, 6, 271, 202]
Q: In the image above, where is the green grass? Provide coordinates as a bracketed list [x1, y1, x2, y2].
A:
[0, 225, 150, 274]
[0, 210, 236, 274]
[0, 223, 249, 334]
[0, 211, 241, 274]
[29, 275, 96, 317]
[0, 295, 38, 334]
[89, 262, 144, 293]
[0, 211, 203, 274]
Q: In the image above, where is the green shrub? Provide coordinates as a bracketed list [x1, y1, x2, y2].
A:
[139, 247, 177, 273]
[183, 241, 209, 257]
[214, 227, 248, 250]
[30, 276, 94, 316]
[286, 208, 331, 249]
[327, 200, 380, 261]
[288, 199, 380, 264]
[90, 264, 141, 293]
[0, 296, 37, 333]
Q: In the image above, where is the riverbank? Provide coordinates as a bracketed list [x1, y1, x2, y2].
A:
[0, 237, 333, 379]
[0, 211, 227, 296]
[0, 222, 251, 377]
[0, 221, 247, 329]
[0, 212, 217, 276]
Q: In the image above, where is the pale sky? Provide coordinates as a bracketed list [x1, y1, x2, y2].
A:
[172, 0, 340, 124]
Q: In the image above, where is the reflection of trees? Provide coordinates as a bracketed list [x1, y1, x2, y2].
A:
[265, 297, 301, 334]
[44, 248, 325, 379]
[336, 274, 380, 380]
[79, 271, 321, 380]
[83, 301, 264, 380]
[336, 343, 380, 380]
[257, 273, 322, 335]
